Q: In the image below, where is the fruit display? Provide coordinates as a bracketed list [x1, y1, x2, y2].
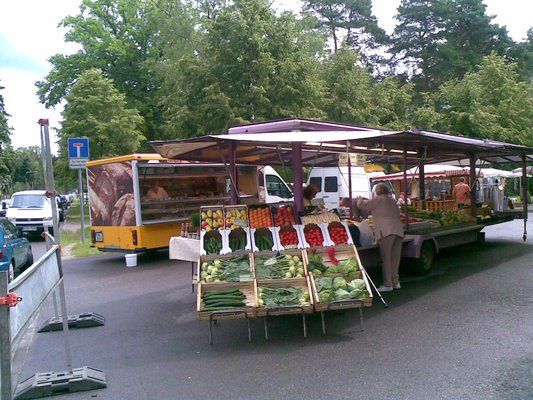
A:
[203, 234, 223, 254]
[201, 208, 225, 231]
[199, 255, 252, 282]
[279, 227, 299, 248]
[201, 288, 247, 311]
[273, 204, 296, 227]
[228, 228, 248, 252]
[249, 206, 273, 228]
[304, 225, 325, 247]
[254, 254, 305, 279]
[254, 229, 275, 251]
[412, 208, 474, 226]
[328, 223, 349, 245]
[314, 276, 368, 302]
[225, 207, 248, 230]
[301, 211, 339, 225]
[257, 286, 310, 308]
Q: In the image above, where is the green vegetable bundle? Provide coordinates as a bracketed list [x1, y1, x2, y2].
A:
[201, 288, 246, 311]
[308, 253, 327, 275]
[255, 231, 274, 251]
[229, 230, 247, 251]
[200, 255, 252, 282]
[204, 235, 222, 254]
[255, 254, 305, 279]
[258, 286, 310, 308]
[314, 276, 368, 302]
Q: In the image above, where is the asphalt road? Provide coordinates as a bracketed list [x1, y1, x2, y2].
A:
[18, 216, 532, 400]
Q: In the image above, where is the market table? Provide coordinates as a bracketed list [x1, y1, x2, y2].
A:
[169, 236, 200, 292]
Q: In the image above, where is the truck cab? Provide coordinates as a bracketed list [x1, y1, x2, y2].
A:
[258, 166, 293, 204]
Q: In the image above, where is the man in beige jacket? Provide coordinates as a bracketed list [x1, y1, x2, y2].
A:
[357, 184, 404, 291]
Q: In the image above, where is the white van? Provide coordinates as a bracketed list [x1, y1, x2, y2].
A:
[307, 167, 388, 210]
[258, 166, 294, 204]
[7, 190, 54, 234]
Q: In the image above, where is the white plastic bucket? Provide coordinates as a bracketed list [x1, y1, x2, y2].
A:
[125, 254, 137, 267]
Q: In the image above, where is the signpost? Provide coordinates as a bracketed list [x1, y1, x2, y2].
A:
[67, 138, 89, 243]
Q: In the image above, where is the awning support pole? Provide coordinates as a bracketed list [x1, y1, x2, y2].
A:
[522, 153, 528, 242]
[419, 162, 426, 210]
[229, 142, 238, 205]
[403, 145, 409, 230]
[470, 154, 477, 217]
[347, 142, 353, 217]
[292, 143, 304, 215]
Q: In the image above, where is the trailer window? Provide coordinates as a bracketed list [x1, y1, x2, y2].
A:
[265, 175, 292, 199]
[309, 177, 322, 192]
[324, 176, 338, 192]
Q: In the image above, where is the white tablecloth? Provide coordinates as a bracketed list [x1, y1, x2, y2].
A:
[169, 237, 200, 262]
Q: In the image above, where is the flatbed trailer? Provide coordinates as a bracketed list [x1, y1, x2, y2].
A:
[357, 215, 514, 275]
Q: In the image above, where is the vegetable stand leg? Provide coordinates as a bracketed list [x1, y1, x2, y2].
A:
[263, 317, 269, 341]
[358, 307, 364, 332]
[301, 310, 307, 338]
[208, 310, 250, 345]
[191, 261, 195, 293]
[321, 311, 326, 335]
[265, 306, 307, 339]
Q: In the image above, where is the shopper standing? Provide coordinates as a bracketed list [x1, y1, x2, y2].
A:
[357, 184, 404, 291]
[452, 177, 471, 208]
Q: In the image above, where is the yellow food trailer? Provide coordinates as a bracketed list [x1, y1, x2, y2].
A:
[86, 154, 264, 253]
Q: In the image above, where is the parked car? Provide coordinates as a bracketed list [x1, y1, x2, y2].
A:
[0, 218, 33, 279]
[0, 199, 9, 217]
[6, 190, 55, 235]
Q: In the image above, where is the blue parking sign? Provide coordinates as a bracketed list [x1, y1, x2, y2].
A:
[67, 138, 90, 159]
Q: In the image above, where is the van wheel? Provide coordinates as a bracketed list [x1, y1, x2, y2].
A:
[411, 241, 435, 276]
[24, 251, 34, 268]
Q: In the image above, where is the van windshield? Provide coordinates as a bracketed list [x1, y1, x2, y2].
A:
[10, 195, 46, 209]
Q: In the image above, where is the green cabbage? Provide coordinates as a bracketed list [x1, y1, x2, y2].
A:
[318, 290, 333, 302]
[333, 277, 347, 290]
[334, 288, 351, 300]
[315, 277, 333, 292]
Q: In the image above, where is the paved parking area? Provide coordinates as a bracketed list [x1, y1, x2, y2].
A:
[17, 217, 533, 399]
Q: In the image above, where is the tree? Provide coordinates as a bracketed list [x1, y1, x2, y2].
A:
[36, 0, 197, 142]
[0, 80, 11, 146]
[508, 28, 533, 82]
[60, 69, 145, 160]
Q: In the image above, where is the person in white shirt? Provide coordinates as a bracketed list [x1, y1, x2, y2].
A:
[357, 184, 404, 292]
[145, 180, 169, 201]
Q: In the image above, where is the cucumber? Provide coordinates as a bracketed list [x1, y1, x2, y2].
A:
[202, 306, 245, 311]
[204, 300, 245, 307]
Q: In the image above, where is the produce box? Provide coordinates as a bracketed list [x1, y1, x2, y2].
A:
[271, 203, 297, 227]
[197, 281, 257, 320]
[300, 211, 340, 226]
[326, 221, 354, 246]
[197, 253, 254, 283]
[252, 249, 308, 279]
[275, 225, 306, 250]
[200, 206, 225, 231]
[224, 205, 248, 229]
[200, 229, 230, 256]
[248, 205, 273, 228]
[251, 227, 279, 252]
[310, 272, 373, 311]
[302, 223, 334, 248]
[255, 277, 314, 317]
[227, 227, 253, 252]
[307, 244, 361, 276]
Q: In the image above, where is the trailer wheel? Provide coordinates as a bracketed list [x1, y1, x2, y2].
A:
[411, 241, 435, 276]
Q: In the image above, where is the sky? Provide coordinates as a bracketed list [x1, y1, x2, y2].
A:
[0, 0, 531, 154]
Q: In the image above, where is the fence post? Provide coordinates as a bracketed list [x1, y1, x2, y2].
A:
[0, 271, 13, 400]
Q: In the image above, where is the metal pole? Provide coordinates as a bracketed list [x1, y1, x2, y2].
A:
[469, 154, 477, 217]
[419, 163, 426, 210]
[0, 271, 13, 400]
[292, 143, 304, 214]
[522, 153, 528, 242]
[78, 169, 85, 243]
[347, 144, 353, 217]
[228, 142, 238, 205]
[402, 146, 409, 230]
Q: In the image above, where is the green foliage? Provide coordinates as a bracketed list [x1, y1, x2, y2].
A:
[60, 68, 144, 159]
[0, 81, 10, 146]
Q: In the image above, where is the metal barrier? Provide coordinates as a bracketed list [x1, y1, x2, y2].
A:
[0, 244, 106, 399]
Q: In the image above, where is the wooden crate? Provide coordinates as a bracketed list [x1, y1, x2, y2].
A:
[197, 252, 254, 284]
[197, 281, 257, 320]
[255, 277, 314, 317]
[252, 249, 308, 278]
[310, 273, 373, 312]
[306, 244, 361, 272]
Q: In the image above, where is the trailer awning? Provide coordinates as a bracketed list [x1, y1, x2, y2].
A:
[372, 165, 474, 182]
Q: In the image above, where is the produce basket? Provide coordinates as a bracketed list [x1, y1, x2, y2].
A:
[251, 227, 279, 252]
[252, 249, 308, 279]
[300, 211, 340, 226]
[197, 253, 254, 283]
[224, 205, 248, 229]
[227, 227, 253, 252]
[275, 225, 306, 250]
[197, 281, 257, 320]
[326, 221, 353, 246]
[248, 205, 273, 229]
[200, 205, 225, 231]
[200, 229, 230, 256]
[255, 277, 314, 317]
[271, 203, 297, 227]
[302, 223, 334, 248]
[307, 244, 362, 278]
